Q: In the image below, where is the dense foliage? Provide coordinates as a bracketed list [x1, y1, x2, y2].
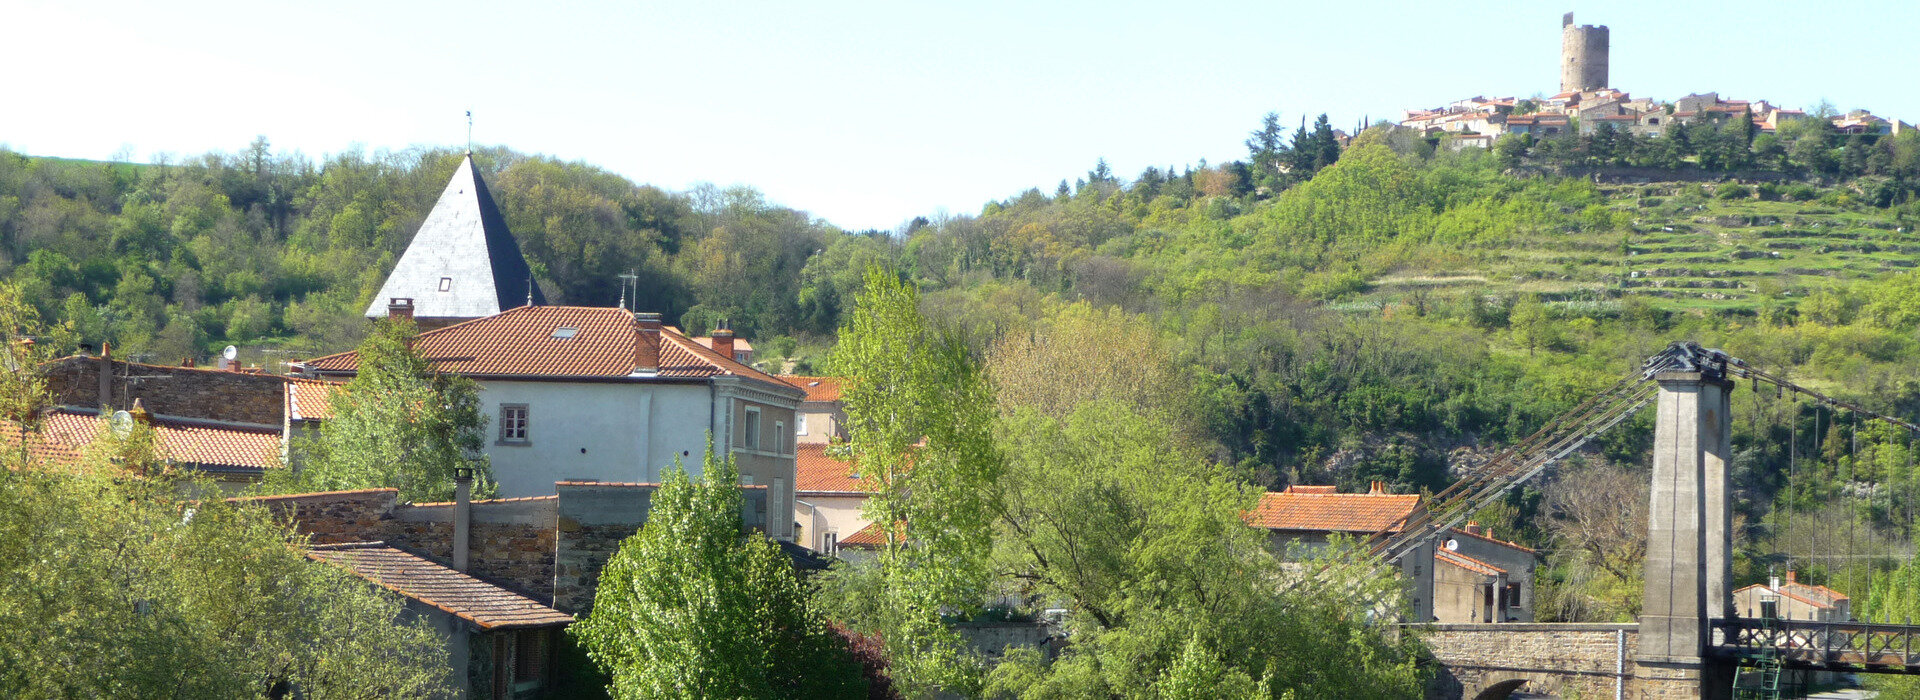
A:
[573, 448, 865, 698]
[279, 317, 495, 501]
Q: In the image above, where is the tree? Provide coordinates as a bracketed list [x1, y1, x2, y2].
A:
[0, 281, 73, 468]
[821, 266, 1004, 695]
[282, 318, 495, 501]
[1539, 459, 1648, 621]
[0, 422, 452, 697]
[572, 447, 864, 699]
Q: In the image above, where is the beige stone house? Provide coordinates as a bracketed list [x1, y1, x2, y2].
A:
[1433, 522, 1537, 623]
[1733, 571, 1850, 622]
[781, 375, 846, 445]
[794, 443, 868, 556]
[1246, 483, 1434, 621]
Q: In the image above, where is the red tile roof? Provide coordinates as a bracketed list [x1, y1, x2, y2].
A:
[796, 444, 862, 494]
[1449, 527, 1536, 554]
[36, 408, 282, 472]
[286, 378, 343, 421]
[1244, 486, 1422, 533]
[1437, 549, 1505, 576]
[781, 376, 844, 403]
[307, 542, 573, 630]
[839, 521, 898, 549]
[303, 307, 793, 392]
[1734, 582, 1848, 610]
[0, 420, 85, 466]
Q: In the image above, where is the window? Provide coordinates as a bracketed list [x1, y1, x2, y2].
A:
[438, 277, 452, 292]
[824, 532, 838, 556]
[499, 404, 529, 444]
[742, 406, 761, 449]
[797, 414, 809, 436]
[1506, 584, 1523, 608]
[551, 326, 577, 339]
[775, 421, 787, 454]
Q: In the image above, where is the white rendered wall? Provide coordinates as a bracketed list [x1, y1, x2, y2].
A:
[476, 380, 715, 497]
[795, 493, 869, 552]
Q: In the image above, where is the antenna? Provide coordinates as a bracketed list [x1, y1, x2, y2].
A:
[466, 110, 473, 154]
[618, 271, 639, 310]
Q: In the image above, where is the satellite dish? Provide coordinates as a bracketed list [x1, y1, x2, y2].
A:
[1444, 539, 1460, 552]
[222, 345, 239, 361]
[109, 410, 134, 438]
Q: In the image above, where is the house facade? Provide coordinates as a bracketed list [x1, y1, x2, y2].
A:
[301, 305, 805, 541]
[1247, 482, 1435, 621]
[794, 443, 867, 555]
[1733, 570, 1850, 622]
[1433, 522, 1536, 623]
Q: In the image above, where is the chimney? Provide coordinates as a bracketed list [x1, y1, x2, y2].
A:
[1368, 480, 1386, 494]
[1786, 570, 1797, 584]
[97, 340, 113, 408]
[1465, 520, 1483, 536]
[633, 312, 662, 374]
[453, 467, 473, 572]
[388, 297, 415, 323]
[711, 326, 736, 362]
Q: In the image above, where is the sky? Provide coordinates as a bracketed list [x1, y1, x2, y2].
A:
[3, 0, 1916, 231]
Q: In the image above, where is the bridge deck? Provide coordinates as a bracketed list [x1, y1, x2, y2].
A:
[1715, 618, 1920, 674]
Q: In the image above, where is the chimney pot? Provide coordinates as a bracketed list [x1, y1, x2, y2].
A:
[1465, 520, 1483, 535]
[633, 312, 662, 374]
[453, 467, 473, 572]
[388, 298, 415, 322]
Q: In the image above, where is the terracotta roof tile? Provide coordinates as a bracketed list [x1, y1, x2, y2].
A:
[1244, 487, 1422, 533]
[304, 307, 794, 392]
[693, 336, 754, 352]
[286, 378, 343, 421]
[839, 521, 899, 549]
[0, 420, 85, 466]
[1437, 549, 1506, 576]
[780, 376, 844, 403]
[38, 408, 281, 472]
[1449, 527, 1536, 554]
[796, 444, 862, 494]
[307, 542, 572, 630]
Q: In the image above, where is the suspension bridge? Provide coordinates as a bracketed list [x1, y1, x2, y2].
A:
[1325, 341, 1920, 699]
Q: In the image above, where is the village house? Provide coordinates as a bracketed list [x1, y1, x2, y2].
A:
[298, 305, 806, 541]
[1432, 521, 1536, 623]
[794, 443, 866, 556]
[1733, 570, 1850, 622]
[784, 375, 847, 446]
[1246, 482, 1435, 621]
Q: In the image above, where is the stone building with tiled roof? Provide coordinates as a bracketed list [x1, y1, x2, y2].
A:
[1734, 570, 1850, 622]
[781, 375, 847, 446]
[365, 154, 545, 328]
[1434, 521, 1537, 623]
[299, 305, 805, 541]
[1248, 482, 1435, 621]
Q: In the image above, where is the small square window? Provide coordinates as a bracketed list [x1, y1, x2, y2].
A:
[499, 404, 529, 444]
[439, 277, 452, 292]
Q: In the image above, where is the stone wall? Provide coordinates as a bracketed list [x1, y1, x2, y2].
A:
[392, 497, 559, 603]
[47, 356, 288, 425]
[552, 482, 656, 614]
[1422, 623, 1714, 699]
[240, 489, 400, 544]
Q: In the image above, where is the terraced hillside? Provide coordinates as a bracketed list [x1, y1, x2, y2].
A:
[1373, 183, 1918, 314]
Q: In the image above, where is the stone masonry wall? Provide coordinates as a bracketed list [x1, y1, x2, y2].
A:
[47, 356, 289, 425]
[1422, 623, 1705, 700]
[391, 497, 559, 603]
[237, 489, 400, 544]
[552, 483, 656, 614]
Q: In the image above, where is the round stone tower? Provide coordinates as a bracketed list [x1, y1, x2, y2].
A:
[1559, 12, 1609, 94]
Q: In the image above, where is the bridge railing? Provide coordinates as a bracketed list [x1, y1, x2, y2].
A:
[1715, 618, 1920, 673]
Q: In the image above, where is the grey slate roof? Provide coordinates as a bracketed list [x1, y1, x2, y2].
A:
[365, 155, 546, 320]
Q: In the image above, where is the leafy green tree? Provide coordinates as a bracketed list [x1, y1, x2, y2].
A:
[823, 266, 1004, 695]
[0, 423, 452, 697]
[572, 447, 864, 699]
[282, 318, 494, 501]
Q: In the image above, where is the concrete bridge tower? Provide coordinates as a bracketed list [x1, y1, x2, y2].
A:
[1560, 12, 1610, 94]
[1638, 368, 1736, 698]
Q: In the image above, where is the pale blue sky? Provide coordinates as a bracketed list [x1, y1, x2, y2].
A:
[3, 0, 1914, 231]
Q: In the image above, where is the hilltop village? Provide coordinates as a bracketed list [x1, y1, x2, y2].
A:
[1399, 14, 1909, 150]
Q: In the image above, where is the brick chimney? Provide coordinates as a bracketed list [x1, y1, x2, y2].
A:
[633, 312, 662, 374]
[387, 297, 415, 323]
[97, 341, 113, 408]
[711, 326, 736, 362]
[453, 467, 472, 572]
[1465, 520, 1483, 536]
[1786, 570, 1797, 584]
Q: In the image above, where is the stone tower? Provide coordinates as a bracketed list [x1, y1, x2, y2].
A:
[1559, 12, 1609, 94]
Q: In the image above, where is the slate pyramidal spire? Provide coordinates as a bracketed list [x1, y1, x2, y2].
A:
[366, 154, 546, 326]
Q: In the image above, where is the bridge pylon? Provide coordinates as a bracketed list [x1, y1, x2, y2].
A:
[1638, 369, 1737, 697]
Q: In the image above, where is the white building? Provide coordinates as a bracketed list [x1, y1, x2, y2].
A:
[303, 306, 805, 541]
